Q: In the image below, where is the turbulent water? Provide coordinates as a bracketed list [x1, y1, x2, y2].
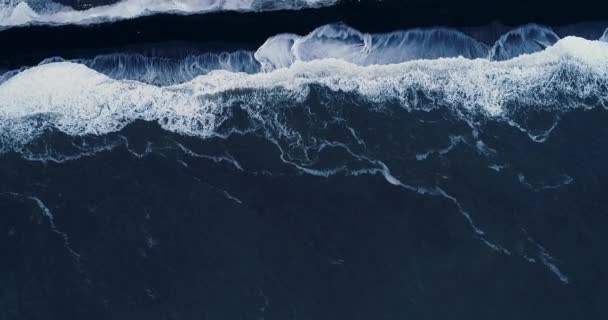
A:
[2, 1, 608, 319]
[0, 0, 337, 27]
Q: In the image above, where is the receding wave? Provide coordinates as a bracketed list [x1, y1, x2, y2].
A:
[1, 36, 607, 152]
[0, 0, 337, 28]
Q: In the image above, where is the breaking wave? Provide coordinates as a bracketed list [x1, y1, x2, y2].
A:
[1, 36, 607, 152]
[5, 23, 607, 87]
[1, 51, 261, 86]
[255, 24, 491, 71]
[488, 24, 560, 61]
[0, 0, 337, 28]
[1, 20, 607, 288]
[255, 23, 608, 71]
[75, 51, 261, 86]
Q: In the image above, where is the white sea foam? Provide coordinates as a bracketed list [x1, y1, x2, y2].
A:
[1, 34, 604, 272]
[0, 0, 337, 28]
[0, 0, 38, 25]
[0, 36, 607, 151]
[601, 27, 608, 42]
[3, 23, 605, 86]
[2, 51, 261, 86]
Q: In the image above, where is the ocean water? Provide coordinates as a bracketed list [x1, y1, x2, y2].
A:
[0, 0, 337, 27]
[1, 1, 608, 319]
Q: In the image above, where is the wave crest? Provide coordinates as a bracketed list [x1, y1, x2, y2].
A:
[261, 23, 489, 71]
[77, 51, 260, 86]
[1, 37, 607, 152]
[0, 0, 337, 28]
[255, 34, 301, 72]
[489, 24, 560, 61]
[3, 23, 608, 86]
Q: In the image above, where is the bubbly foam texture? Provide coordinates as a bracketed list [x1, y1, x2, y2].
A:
[0, 0, 337, 28]
[1, 37, 608, 151]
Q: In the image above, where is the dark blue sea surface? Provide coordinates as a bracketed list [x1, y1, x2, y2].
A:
[2, 92, 608, 319]
[2, 1, 608, 320]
